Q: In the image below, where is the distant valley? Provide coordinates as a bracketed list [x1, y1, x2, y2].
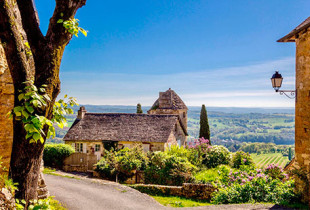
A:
[48, 105, 295, 148]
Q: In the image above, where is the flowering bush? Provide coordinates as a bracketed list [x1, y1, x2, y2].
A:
[264, 164, 288, 180]
[187, 137, 211, 151]
[232, 151, 254, 169]
[202, 145, 231, 168]
[228, 167, 266, 186]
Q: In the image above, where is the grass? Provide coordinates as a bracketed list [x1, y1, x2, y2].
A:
[43, 168, 79, 179]
[251, 153, 289, 168]
[151, 195, 210, 207]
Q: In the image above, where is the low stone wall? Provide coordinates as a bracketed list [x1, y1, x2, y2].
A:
[131, 183, 216, 200]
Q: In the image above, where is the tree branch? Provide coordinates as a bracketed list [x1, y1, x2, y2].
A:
[46, 0, 87, 46]
[0, 0, 33, 86]
[16, 0, 45, 58]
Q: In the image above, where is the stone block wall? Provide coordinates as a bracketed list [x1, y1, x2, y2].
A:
[295, 29, 310, 201]
[131, 183, 216, 200]
[0, 43, 14, 175]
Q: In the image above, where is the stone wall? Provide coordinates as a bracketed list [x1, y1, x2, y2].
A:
[131, 183, 216, 201]
[0, 43, 14, 176]
[295, 29, 310, 201]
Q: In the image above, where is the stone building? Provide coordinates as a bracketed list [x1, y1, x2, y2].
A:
[64, 89, 188, 160]
[148, 88, 188, 130]
[278, 16, 310, 201]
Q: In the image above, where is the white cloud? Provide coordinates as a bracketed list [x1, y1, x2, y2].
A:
[60, 57, 296, 107]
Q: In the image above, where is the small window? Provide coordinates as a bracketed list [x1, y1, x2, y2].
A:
[95, 144, 100, 152]
[175, 124, 178, 132]
[183, 112, 186, 118]
[75, 143, 83, 153]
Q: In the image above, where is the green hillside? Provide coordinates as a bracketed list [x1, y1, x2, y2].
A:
[251, 153, 289, 169]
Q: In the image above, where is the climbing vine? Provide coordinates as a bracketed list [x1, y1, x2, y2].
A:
[9, 80, 78, 144]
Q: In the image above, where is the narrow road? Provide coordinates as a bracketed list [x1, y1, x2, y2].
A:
[45, 173, 291, 210]
[44, 174, 164, 210]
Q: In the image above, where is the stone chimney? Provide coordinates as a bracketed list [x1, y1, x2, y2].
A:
[77, 106, 87, 119]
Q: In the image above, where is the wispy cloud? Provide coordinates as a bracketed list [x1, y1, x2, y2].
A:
[60, 57, 296, 107]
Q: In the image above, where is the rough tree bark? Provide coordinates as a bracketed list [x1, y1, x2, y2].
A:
[0, 0, 87, 204]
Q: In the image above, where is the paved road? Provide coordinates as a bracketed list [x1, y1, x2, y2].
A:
[45, 174, 164, 210]
[45, 174, 291, 210]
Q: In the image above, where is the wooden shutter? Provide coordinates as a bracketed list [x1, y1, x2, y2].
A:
[83, 143, 87, 153]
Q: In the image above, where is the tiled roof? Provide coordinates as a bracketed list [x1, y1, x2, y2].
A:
[64, 113, 184, 143]
[150, 89, 188, 110]
[278, 17, 310, 42]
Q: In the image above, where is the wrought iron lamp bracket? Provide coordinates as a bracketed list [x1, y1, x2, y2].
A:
[275, 90, 296, 99]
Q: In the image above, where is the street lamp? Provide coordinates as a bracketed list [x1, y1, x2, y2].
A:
[271, 71, 296, 99]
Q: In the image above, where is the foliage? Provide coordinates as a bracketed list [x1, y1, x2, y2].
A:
[166, 145, 201, 166]
[264, 164, 287, 180]
[211, 178, 298, 205]
[194, 165, 230, 186]
[43, 144, 74, 168]
[57, 17, 87, 37]
[232, 151, 254, 169]
[145, 151, 196, 186]
[9, 80, 78, 144]
[95, 144, 148, 182]
[16, 196, 66, 210]
[0, 157, 18, 194]
[202, 145, 231, 168]
[199, 104, 210, 143]
[9, 80, 52, 143]
[136, 103, 143, 114]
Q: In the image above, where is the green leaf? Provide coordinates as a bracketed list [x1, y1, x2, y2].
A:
[80, 28, 88, 37]
[57, 19, 63, 23]
[29, 139, 36, 144]
[33, 133, 40, 141]
[26, 133, 32, 139]
[32, 100, 39, 108]
[26, 106, 34, 114]
[22, 110, 29, 119]
[18, 93, 24, 101]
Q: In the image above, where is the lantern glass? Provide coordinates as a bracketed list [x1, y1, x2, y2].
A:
[271, 71, 283, 91]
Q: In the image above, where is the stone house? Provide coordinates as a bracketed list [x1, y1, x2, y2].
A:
[64, 89, 188, 160]
[278, 16, 310, 202]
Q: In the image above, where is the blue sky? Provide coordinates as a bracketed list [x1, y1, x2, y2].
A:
[35, 0, 309, 107]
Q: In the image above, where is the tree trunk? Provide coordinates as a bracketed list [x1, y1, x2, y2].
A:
[0, 0, 87, 205]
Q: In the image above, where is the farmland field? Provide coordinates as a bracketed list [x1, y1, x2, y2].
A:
[251, 153, 289, 169]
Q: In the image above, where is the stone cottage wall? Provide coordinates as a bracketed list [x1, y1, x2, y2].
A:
[295, 29, 310, 201]
[0, 43, 14, 175]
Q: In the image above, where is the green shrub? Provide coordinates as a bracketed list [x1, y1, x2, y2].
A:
[232, 151, 254, 169]
[43, 144, 74, 168]
[95, 144, 148, 182]
[211, 177, 299, 204]
[202, 145, 231, 168]
[194, 165, 231, 186]
[166, 145, 202, 166]
[145, 152, 196, 186]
